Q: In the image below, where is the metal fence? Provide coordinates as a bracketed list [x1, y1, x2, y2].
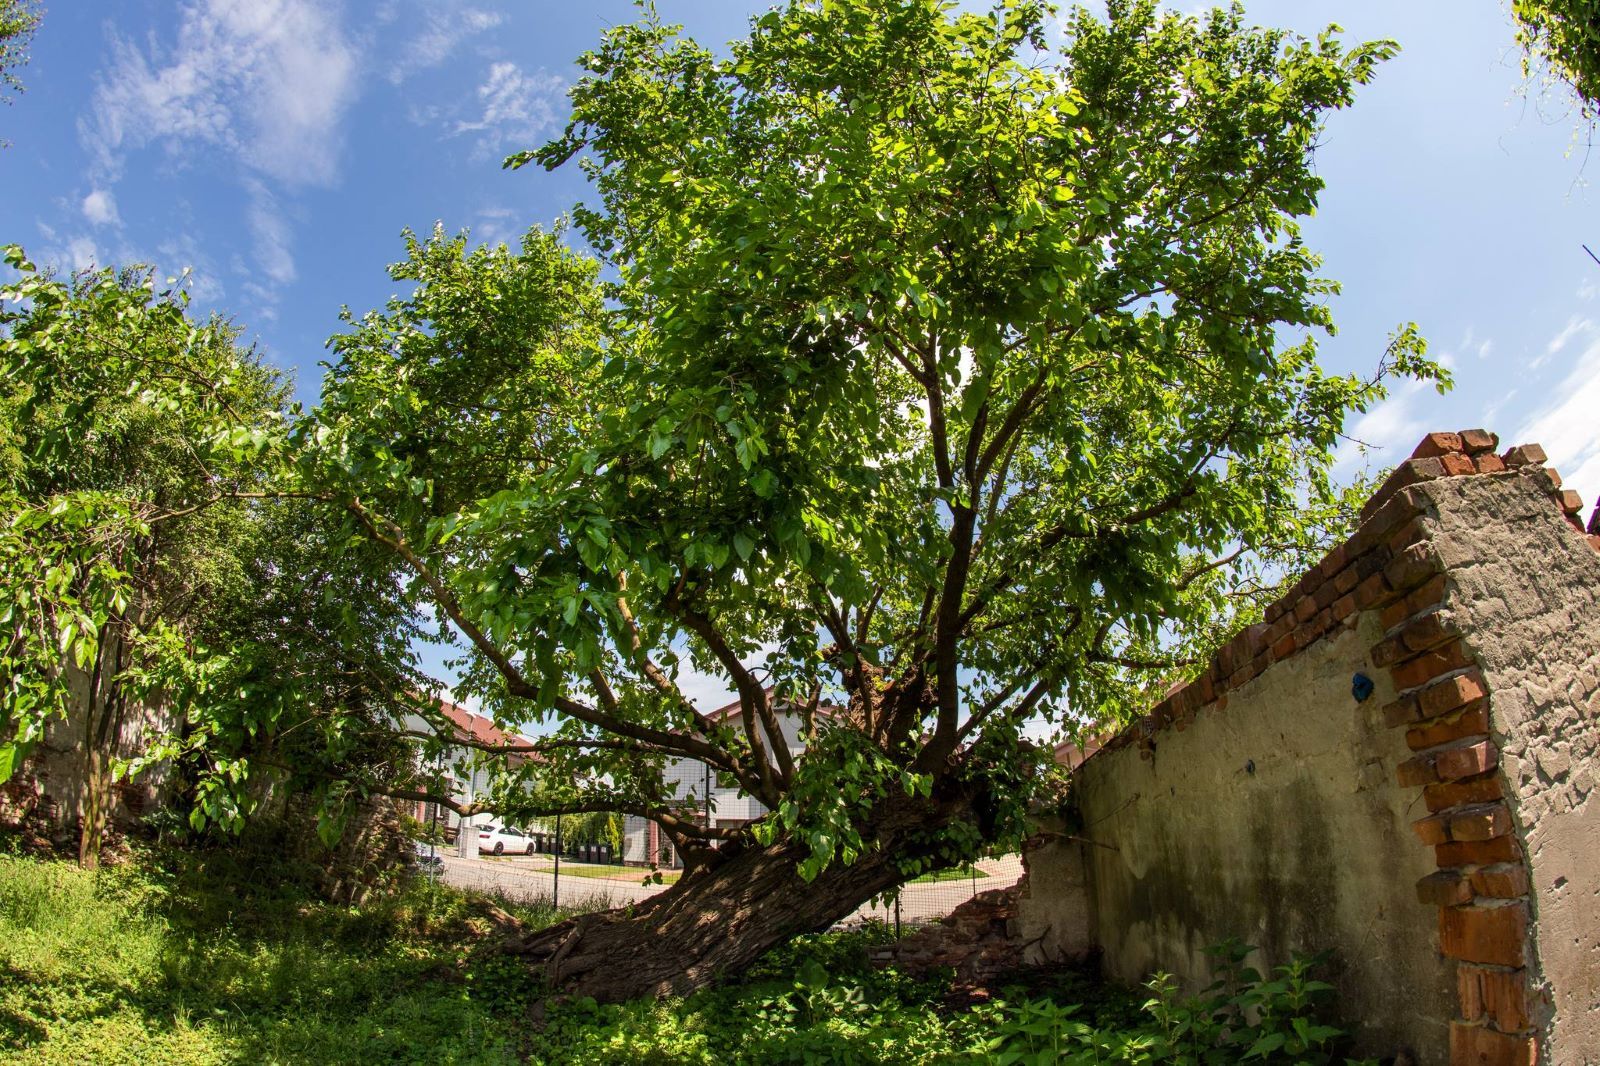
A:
[844, 853, 1028, 934]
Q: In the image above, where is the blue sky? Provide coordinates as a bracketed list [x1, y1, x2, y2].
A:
[2, 0, 1597, 708]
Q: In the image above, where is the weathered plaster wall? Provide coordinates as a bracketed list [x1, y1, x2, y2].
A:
[1419, 471, 1600, 1062]
[1014, 430, 1600, 1066]
[1068, 613, 1455, 1061]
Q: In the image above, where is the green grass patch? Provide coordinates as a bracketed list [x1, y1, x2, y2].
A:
[0, 837, 567, 1064]
[1, 835, 1374, 1065]
[484, 857, 681, 884]
[908, 863, 988, 884]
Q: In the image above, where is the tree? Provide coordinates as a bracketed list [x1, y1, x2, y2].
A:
[303, 0, 1443, 1001]
[1512, 0, 1600, 124]
[0, 248, 427, 865]
[0, 0, 39, 137]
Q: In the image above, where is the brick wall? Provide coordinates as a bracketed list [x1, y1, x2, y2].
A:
[1020, 429, 1600, 1066]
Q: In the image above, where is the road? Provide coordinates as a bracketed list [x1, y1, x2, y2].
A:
[437, 852, 1026, 926]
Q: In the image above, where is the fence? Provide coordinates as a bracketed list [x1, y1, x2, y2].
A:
[844, 853, 1027, 935]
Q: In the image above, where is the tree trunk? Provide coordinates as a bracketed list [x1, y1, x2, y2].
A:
[508, 790, 976, 1003]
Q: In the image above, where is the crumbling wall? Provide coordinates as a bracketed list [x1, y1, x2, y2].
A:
[1016, 430, 1600, 1066]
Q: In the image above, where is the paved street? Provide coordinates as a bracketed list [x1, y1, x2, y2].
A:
[436, 852, 1026, 926]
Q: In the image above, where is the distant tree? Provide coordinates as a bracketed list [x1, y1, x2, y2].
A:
[301, 0, 1444, 1001]
[0, 248, 427, 865]
[1512, 0, 1600, 124]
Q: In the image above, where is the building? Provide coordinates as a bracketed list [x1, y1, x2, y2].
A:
[402, 699, 535, 857]
[621, 695, 824, 868]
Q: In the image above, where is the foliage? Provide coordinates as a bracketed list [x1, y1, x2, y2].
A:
[1512, 0, 1600, 123]
[0, 838, 569, 1064]
[530, 928, 1374, 1065]
[0, 245, 429, 859]
[0, 0, 37, 108]
[304, 0, 1446, 913]
[0, 840, 1378, 1066]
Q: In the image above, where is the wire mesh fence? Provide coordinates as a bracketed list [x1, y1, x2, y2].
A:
[842, 853, 1027, 935]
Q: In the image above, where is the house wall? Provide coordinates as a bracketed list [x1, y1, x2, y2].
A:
[1018, 433, 1600, 1066]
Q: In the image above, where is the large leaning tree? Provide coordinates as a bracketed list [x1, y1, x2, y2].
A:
[302, 0, 1442, 1000]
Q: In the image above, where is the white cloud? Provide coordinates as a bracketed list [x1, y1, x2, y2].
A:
[81, 0, 359, 188]
[1515, 321, 1600, 515]
[1533, 314, 1591, 371]
[81, 188, 121, 227]
[1334, 377, 1431, 471]
[473, 205, 519, 248]
[388, 6, 502, 84]
[454, 62, 565, 157]
[244, 178, 296, 286]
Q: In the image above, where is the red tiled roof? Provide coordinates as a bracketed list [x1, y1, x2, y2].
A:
[438, 700, 536, 758]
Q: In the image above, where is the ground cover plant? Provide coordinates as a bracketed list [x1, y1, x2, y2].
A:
[0, 837, 1376, 1065]
[0, 837, 542, 1065]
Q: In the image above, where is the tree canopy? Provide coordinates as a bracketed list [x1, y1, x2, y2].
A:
[292, 0, 1444, 997]
[1512, 0, 1600, 124]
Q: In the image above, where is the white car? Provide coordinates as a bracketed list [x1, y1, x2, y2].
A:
[477, 823, 535, 856]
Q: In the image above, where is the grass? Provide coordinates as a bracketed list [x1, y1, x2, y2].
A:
[482, 856, 682, 884]
[909, 863, 989, 884]
[0, 834, 573, 1065]
[0, 833, 1369, 1066]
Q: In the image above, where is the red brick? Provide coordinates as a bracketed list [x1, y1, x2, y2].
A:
[1588, 534, 1600, 552]
[1294, 595, 1317, 623]
[1474, 453, 1507, 474]
[1447, 803, 1512, 842]
[1383, 692, 1422, 729]
[1419, 670, 1487, 718]
[1384, 543, 1442, 596]
[1470, 864, 1530, 899]
[1459, 428, 1499, 455]
[1400, 610, 1459, 653]
[1355, 572, 1392, 611]
[1417, 868, 1474, 906]
[1440, 901, 1528, 966]
[1441, 452, 1476, 476]
[1382, 573, 1448, 629]
[1449, 1024, 1536, 1066]
[1533, 467, 1562, 492]
[1438, 835, 1522, 868]
[1557, 489, 1583, 515]
[1412, 812, 1451, 845]
[1316, 542, 1349, 581]
[1397, 752, 1440, 788]
[1437, 740, 1498, 781]
[1388, 516, 1428, 552]
[1334, 565, 1359, 595]
[1265, 598, 1287, 624]
[1358, 482, 1425, 535]
[1406, 700, 1490, 750]
[1391, 641, 1471, 690]
[1502, 443, 1547, 467]
[1465, 967, 1532, 1032]
[1292, 610, 1331, 649]
[1424, 774, 1504, 813]
[1565, 513, 1585, 533]
[1313, 579, 1341, 612]
[1264, 614, 1292, 647]
[1272, 633, 1296, 660]
[1331, 592, 1356, 622]
[1412, 431, 1465, 458]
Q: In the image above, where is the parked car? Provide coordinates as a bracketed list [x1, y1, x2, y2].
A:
[478, 823, 535, 856]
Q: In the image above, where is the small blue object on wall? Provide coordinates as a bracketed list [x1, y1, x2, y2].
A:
[1352, 673, 1375, 702]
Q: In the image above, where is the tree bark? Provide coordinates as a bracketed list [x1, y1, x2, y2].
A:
[506, 788, 977, 1003]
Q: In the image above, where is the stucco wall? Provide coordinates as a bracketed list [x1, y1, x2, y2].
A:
[1017, 432, 1600, 1066]
[1420, 471, 1600, 1061]
[1068, 614, 1455, 1061]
